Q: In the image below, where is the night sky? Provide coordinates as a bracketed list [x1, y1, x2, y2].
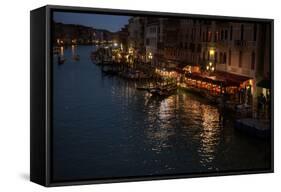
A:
[53, 11, 130, 32]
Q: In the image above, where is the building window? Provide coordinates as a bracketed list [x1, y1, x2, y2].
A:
[253, 23, 257, 41]
[251, 51, 255, 70]
[221, 30, 224, 40]
[223, 52, 227, 64]
[219, 52, 223, 64]
[146, 38, 150, 45]
[239, 51, 243, 67]
[241, 24, 244, 40]
[202, 32, 205, 41]
[193, 28, 196, 40]
[225, 30, 228, 40]
[190, 43, 195, 52]
[208, 31, 212, 42]
[230, 26, 233, 40]
[228, 49, 231, 66]
[215, 31, 218, 42]
[215, 52, 218, 64]
[197, 44, 202, 53]
[203, 51, 205, 61]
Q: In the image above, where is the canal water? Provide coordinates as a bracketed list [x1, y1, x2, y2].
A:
[52, 45, 271, 181]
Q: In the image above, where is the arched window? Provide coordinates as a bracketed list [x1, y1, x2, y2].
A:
[219, 52, 223, 63]
[241, 24, 244, 40]
[230, 26, 233, 40]
[228, 49, 231, 66]
[239, 51, 243, 67]
[223, 52, 227, 64]
[221, 30, 224, 40]
[251, 51, 255, 70]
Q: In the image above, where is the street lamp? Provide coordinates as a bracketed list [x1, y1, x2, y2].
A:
[148, 52, 153, 60]
[206, 62, 215, 73]
[206, 48, 216, 74]
[148, 52, 153, 67]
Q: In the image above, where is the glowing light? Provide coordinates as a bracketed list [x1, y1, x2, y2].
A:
[71, 45, 75, 56]
[209, 62, 212, 66]
[60, 46, 64, 56]
[209, 49, 215, 55]
[211, 67, 215, 71]
[249, 79, 253, 86]
[120, 43, 123, 51]
[148, 52, 153, 60]
[113, 42, 118, 47]
[206, 66, 209, 70]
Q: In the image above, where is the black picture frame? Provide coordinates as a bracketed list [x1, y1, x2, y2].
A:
[30, 5, 274, 187]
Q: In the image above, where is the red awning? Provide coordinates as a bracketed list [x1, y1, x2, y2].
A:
[215, 71, 251, 86]
[186, 71, 251, 87]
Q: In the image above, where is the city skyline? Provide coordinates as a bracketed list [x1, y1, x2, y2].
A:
[53, 11, 130, 32]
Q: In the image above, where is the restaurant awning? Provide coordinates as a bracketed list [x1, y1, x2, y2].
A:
[186, 71, 252, 87]
[215, 71, 252, 87]
[257, 79, 271, 89]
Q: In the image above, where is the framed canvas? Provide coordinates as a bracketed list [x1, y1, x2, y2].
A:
[30, 5, 274, 187]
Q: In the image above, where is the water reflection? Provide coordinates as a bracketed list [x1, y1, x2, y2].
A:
[60, 46, 64, 57]
[144, 91, 223, 170]
[199, 105, 222, 170]
[71, 45, 76, 56]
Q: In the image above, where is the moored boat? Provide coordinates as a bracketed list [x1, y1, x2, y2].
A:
[148, 84, 177, 97]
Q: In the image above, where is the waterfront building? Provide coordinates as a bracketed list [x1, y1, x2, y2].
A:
[112, 24, 129, 52]
[127, 16, 270, 108]
[144, 17, 161, 65]
[128, 17, 145, 61]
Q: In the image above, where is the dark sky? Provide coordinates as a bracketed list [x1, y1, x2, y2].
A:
[53, 11, 130, 32]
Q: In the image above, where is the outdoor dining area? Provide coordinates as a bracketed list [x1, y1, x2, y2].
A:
[181, 70, 253, 104]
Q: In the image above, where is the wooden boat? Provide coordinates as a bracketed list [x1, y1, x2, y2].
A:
[149, 84, 177, 97]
